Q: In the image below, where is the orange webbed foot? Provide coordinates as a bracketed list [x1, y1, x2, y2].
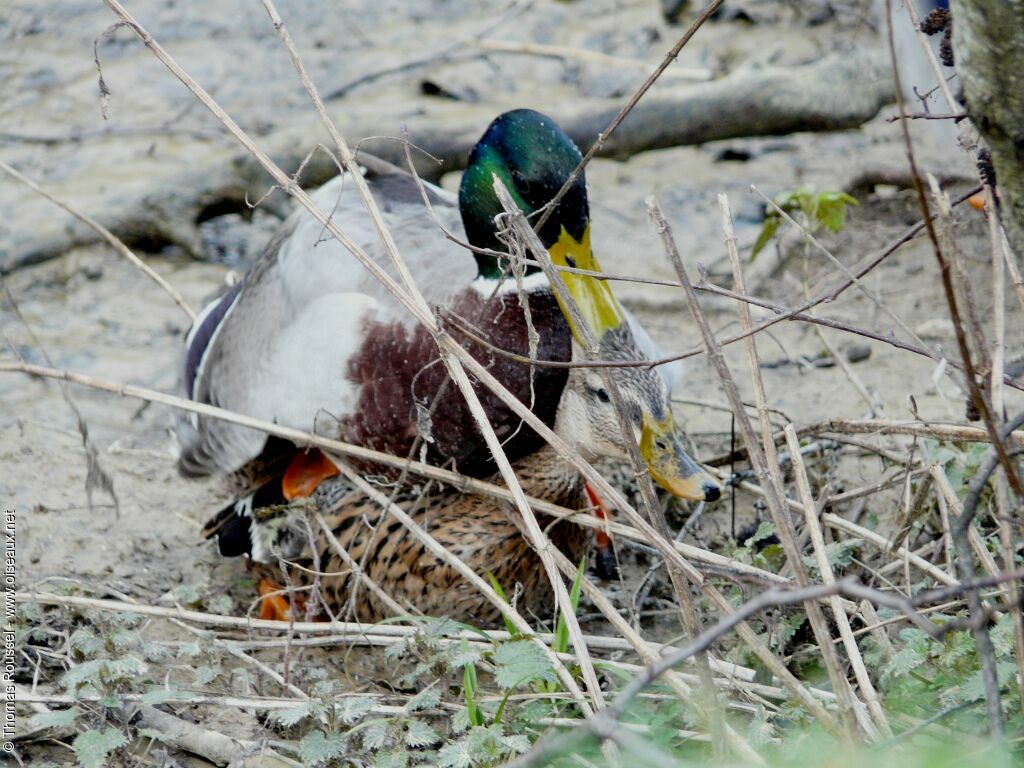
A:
[282, 448, 340, 501]
[257, 578, 308, 621]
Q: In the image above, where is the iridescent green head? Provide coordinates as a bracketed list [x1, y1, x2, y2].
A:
[459, 109, 589, 279]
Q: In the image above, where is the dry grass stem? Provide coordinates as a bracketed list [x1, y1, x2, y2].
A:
[648, 194, 841, 733]
[324, 455, 599, 714]
[493, 177, 733, 757]
[720, 192, 864, 737]
[750, 184, 930, 357]
[785, 425, 892, 737]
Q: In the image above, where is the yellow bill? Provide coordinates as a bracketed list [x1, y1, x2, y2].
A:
[640, 413, 721, 502]
[547, 226, 623, 341]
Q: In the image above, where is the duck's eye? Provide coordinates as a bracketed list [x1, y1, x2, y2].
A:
[596, 388, 610, 403]
[511, 169, 531, 195]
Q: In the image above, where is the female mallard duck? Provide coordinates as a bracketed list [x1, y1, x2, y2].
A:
[183, 109, 719, 621]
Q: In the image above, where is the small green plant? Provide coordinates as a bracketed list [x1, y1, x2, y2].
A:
[752, 186, 858, 259]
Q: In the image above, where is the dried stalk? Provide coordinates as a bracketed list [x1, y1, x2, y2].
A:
[311, 510, 410, 619]
[751, 184, 930, 357]
[492, 178, 725, 749]
[547, 545, 766, 764]
[812, 418, 1024, 446]
[0, 357, 807, 594]
[944, 465, 1007, 736]
[719, 193, 863, 737]
[509, 575, 974, 768]
[885, 0, 1022, 503]
[324, 455, 597, 714]
[985, 174, 1024, 703]
[785, 425, 891, 737]
[647, 196, 841, 734]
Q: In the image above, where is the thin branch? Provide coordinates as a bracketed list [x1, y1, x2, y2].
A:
[509, 575, 981, 768]
[719, 193, 864, 737]
[532, 0, 725, 234]
[886, 0, 1022, 507]
[0, 357, 804, 592]
[324, 455, 595, 710]
[786, 425, 891, 737]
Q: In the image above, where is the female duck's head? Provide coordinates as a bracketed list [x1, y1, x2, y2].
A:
[557, 325, 721, 503]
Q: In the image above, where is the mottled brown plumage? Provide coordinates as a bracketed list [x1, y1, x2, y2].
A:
[243, 447, 588, 625]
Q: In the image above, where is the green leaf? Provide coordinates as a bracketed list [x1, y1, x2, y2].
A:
[176, 641, 201, 660]
[407, 686, 441, 712]
[493, 641, 554, 690]
[774, 610, 807, 650]
[377, 749, 410, 768]
[991, 613, 1016, 657]
[336, 695, 375, 724]
[883, 640, 928, 682]
[69, 629, 103, 657]
[751, 216, 781, 261]
[447, 643, 482, 670]
[62, 659, 107, 692]
[803, 538, 862, 573]
[463, 653, 485, 727]
[207, 594, 234, 614]
[192, 664, 221, 686]
[72, 727, 126, 768]
[107, 627, 135, 652]
[267, 703, 311, 728]
[172, 584, 201, 606]
[438, 739, 474, 768]
[141, 687, 185, 706]
[815, 191, 858, 232]
[746, 521, 776, 547]
[28, 709, 77, 730]
[486, 572, 519, 637]
[361, 719, 391, 751]
[501, 733, 531, 754]
[553, 558, 586, 656]
[405, 718, 440, 747]
[384, 637, 411, 661]
[298, 730, 347, 765]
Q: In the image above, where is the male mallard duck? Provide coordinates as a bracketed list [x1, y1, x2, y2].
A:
[183, 109, 720, 621]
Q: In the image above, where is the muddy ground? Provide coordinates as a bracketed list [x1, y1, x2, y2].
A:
[2, 0, 1021, 762]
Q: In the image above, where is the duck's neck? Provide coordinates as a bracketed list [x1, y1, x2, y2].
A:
[508, 445, 585, 509]
[469, 268, 551, 297]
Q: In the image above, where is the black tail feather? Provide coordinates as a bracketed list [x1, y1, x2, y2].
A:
[201, 478, 287, 558]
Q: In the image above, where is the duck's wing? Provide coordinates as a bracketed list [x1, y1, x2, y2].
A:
[177, 173, 475, 477]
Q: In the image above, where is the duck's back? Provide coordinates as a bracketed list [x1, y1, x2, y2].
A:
[178, 172, 572, 479]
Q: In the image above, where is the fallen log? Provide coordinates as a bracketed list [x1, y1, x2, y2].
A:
[3, 49, 892, 273]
